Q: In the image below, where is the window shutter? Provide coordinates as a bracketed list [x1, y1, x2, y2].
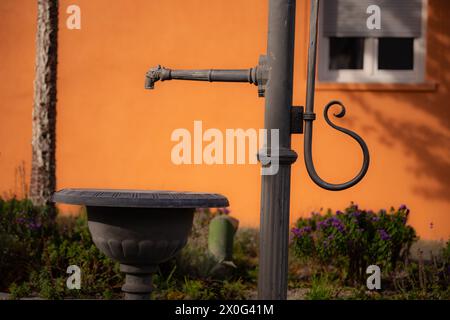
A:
[322, 0, 423, 38]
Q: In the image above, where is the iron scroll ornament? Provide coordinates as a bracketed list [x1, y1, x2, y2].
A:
[303, 0, 370, 191]
[303, 100, 370, 191]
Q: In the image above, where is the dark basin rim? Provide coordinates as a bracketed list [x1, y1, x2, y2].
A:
[52, 190, 230, 209]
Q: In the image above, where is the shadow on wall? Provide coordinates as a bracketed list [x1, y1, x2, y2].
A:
[336, 0, 450, 203]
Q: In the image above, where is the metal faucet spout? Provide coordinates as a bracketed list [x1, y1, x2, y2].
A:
[145, 65, 258, 88]
[145, 58, 269, 97]
[145, 65, 171, 90]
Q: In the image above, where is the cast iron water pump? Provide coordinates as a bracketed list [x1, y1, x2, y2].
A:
[145, 0, 370, 299]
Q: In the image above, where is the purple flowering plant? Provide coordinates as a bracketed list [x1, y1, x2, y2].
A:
[291, 203, 417, 283]
[1, 198, 123, 297]
[0, 197, 58, 289]
[1, 197, 54, 238]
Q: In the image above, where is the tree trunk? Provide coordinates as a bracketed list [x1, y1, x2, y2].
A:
[30, 0, 58, 211]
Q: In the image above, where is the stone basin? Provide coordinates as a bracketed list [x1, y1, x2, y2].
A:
[52, 188, 229, 299]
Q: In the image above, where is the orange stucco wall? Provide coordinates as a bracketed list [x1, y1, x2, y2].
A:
[0, 0, 449, 240]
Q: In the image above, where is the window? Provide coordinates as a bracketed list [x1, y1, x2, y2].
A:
[329, 37, 364, 70]
[378, 38, 414, 70]
[318, 0, 427, 83]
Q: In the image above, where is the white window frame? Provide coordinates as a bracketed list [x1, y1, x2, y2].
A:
[318, 0, 428, 84]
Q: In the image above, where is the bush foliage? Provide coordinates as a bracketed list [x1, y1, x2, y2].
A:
[291, 203, 417, 283]
[1, 197, 448, 300]
[0, 197, 123, 298]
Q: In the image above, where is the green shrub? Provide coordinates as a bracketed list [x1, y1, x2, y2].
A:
[8, 282, 31, 300]
[443, 240, 450, 265]
[305, 275, 336, 300]
[220, 279, 247, 300]
[42, 212, 123, 298]
[291, 203, 417, 283]
[0, 197, 56, 290]
[183, 278, 215, 300]
[0, 197, 123, 299]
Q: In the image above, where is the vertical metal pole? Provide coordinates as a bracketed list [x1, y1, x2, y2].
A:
[258, 0, 297, 300]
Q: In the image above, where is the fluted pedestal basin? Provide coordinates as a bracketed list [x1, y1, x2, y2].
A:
[53, 188, 229, 299]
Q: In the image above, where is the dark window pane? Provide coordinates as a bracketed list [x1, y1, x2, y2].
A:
[378, 38, 414, 70]
[329, 37, 364, 70]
